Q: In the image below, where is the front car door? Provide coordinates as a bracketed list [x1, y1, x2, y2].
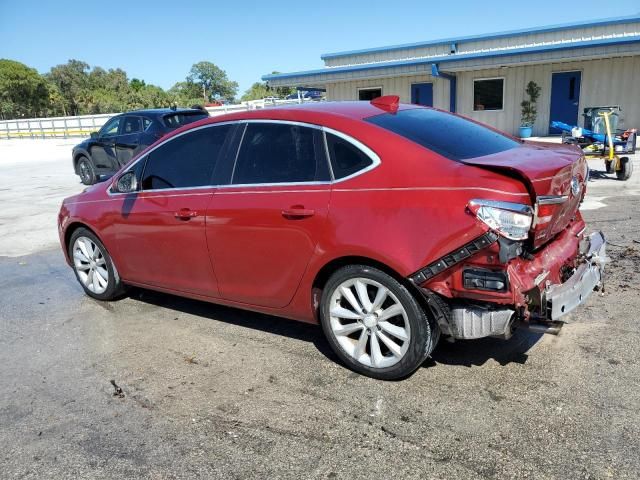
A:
[90, 116, 121, 171]
[115, 115, 143, 167]
[109, 123, 235, 297]
[206, 121, 332, 308]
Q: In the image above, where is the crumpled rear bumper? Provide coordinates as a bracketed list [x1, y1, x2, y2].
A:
[419, 230, 607, 340]
[545, 231, 607, 321]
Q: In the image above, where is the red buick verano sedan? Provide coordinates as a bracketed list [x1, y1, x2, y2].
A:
[58, 96, 606, 379]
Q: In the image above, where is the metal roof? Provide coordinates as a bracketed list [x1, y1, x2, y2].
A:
[320, 14, 640, 60]
[263, 34, 640, 82]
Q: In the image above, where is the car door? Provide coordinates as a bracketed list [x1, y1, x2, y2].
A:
[110, 123, 235, 297]
[90, 116, 121, 171]
[115, 115, 143, 167]
[206, 121, 332, 308]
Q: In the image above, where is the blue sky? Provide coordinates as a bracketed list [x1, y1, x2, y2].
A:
[1, 0, 638, 96]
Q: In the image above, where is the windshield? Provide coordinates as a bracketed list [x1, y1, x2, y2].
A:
[366, 108, 519, 161]
[162, 112, 208, 129]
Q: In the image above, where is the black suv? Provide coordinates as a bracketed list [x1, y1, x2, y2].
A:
[72, 108, 209, 185]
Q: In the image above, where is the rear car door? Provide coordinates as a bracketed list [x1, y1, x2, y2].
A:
[206, 121, 332, 308]
[90, 116, 121, 171]
[115, 115, 143, 167]
[111, 123, 235, 297]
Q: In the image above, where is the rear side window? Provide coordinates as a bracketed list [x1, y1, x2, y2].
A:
[162, 112, 209, 129]
[141, 125, 231, 190]
[232, 123, 330, 185]
[366, 108, 519, 161]
[122, 116, 142, 134]
[325, 132, 373, 179]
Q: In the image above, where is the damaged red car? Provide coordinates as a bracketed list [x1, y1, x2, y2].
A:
[58, 96, 607, 380]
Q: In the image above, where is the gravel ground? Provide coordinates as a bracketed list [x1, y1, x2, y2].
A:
[1, 140, 639, 479]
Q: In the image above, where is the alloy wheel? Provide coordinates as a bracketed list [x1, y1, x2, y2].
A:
[79, 161, 91, 183]
[72, 236, 109, 294]
[328, 277, 410, 368]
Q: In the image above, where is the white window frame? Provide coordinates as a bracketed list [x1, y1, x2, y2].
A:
[472, 77, 505, 112]
[357, 86, 383, 101]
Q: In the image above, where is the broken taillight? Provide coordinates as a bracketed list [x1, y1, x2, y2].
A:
[467, 199, 533, 241]
[532, 195, 568, 239]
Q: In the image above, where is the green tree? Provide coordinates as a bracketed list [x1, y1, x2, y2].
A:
[0, 59, 50, 119]
[129, 78, 146, 91]
[240, 81, 271, 101]
[187, 61, 238, 103]
[167, 81, 202, 107]
[241, 72, 295, 102]
[127, 84, 170, 110]
[47, 59, 90, 115]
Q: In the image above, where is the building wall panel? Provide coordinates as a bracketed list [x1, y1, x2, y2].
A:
[326, 75, 450, 110]
[455, 56, 640, 136]
[324, 21, 640, 67]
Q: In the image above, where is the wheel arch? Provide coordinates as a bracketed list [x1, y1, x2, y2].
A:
[310, 255, 431, 319]
[64, 221, 100, 253]
[73, 150, 91, 173]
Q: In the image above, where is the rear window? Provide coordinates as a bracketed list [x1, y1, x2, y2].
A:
[162, 112, 209, 129]
[366, 108, 519, 161]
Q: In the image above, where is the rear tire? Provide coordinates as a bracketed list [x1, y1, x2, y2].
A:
[616, 157, 632, 181]
[319, 265, 439, 380]
[605, 160, 614, 174]
[68, 227, 124, 300]
[77, 156, 96, 185]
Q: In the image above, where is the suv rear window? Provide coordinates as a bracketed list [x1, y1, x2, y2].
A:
[162, 112, 209, 129]
[366, 108, 519, 160]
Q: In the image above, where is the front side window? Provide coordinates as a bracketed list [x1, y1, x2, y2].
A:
[232, 123, 330, 185]
[141, 125, 231, 190]
[100, 117, 121, 137]
[473, 78, 504, 111]
[325, 132, 374, 179]
[122, 116, 142, 134]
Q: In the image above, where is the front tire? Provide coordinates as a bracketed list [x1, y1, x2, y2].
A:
[68, 228, 124, 300]
[605, 160, 614, 174]
[320, 265, 439, 380]
[77, 156, 96, 185]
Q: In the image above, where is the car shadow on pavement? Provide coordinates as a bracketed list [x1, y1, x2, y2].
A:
[127, 287, 341, 363]
[588, 167, 617, 181]
[427, 329, 543, 368]
[128, 286, 544, 371]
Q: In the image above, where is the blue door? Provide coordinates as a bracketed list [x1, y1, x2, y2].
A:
[549, 71, 581, 134]
[411, 83, 433, 106]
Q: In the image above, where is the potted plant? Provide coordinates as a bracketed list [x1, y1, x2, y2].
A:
[519, 81, 541, 138]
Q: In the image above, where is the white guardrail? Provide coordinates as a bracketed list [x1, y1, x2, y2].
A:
[0, 98, 311, 139]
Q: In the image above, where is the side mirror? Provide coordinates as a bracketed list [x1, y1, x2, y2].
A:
[90, 131, 99, 139]
[115, 171, 138, 193]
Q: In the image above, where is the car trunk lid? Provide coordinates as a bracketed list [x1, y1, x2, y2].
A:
[461, 143, 587, 248]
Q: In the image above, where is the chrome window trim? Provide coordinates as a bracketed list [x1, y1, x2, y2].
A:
[106, 119, 381, 195]
[106, 121, 238, 196]
[322, 126, 381, 183]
